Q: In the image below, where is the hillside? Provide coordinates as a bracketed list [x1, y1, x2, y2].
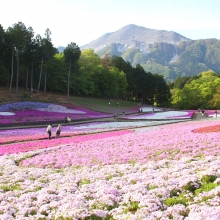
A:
[0, 87, 140, 115]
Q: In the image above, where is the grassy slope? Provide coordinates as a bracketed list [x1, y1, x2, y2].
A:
[0, 87, 140, 114]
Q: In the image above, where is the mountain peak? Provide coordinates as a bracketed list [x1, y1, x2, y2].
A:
[81, 24, 190, 53]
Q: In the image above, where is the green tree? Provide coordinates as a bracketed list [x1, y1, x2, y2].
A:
[173, 76, 189, 89]
[100, 52, 111, 68]
[170, 88, 182, 108]
[153, 74, 171, 106]
[21, 27, 35, 89]
[46, 53, 67, 92]
[0, 25, 8, 86]
[173, 70, 220, 109]
[43, 29, 57, 94]
[111, 55, 134, 99]
[116, 70, 128, 98]
[7, 22, 32, 94]
[78, 49, 101, 96]
[94, 65, 118, 97]
[36, 32, 56, 94]
[211, 86, 220, 109]
[63, 42, 81, 101]
[133, 64, 154, 104]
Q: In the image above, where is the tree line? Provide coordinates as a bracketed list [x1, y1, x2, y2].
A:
[169, 71, 220, 109]
[0, 22, 171, 106]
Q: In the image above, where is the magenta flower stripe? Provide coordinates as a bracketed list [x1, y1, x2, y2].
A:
[18, 120, 220, 168]
[0, 130, 133, 156]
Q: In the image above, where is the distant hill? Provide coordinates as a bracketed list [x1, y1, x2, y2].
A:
[57, 46, 65, 53]
[61, 24, 220, 81]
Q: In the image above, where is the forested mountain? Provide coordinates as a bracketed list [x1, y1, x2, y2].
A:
[80, 24, 220, 82]
[2, 22, 220, 109]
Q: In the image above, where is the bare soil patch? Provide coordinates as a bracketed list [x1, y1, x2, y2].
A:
[0, 87, 75, 104]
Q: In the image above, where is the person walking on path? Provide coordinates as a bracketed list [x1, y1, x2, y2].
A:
[64, 116, 68, 123]
[215, 110, 218, 118]
[56, 124, 61, 138]
[47, 124, 52, 139]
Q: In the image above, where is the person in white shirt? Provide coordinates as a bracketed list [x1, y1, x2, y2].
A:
[67, 116, 71, 123]
[47, 124, 52, 139]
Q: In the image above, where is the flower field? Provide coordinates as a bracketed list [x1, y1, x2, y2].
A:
[0, 102, 111, 125]
[1, 102, 220, 219]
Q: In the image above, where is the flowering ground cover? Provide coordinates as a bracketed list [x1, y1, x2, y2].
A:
[0, 120, 184, 145]
[18, 120, 220, 168]
[0, 102, 111, 125]
[1, 116, 220, 219]
[124, 110, 195, 120]
[194, 124, 220, 133]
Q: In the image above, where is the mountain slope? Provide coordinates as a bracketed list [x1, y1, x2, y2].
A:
[78, 24, 220, 81]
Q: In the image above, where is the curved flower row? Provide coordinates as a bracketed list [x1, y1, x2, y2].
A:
[0, 102, 110, 124]
[0, 130, 133, 156]
[0, 101, 50, 111]
[125, 110, 195, 119]
[17, 120, 220, 169]
[0, 120, 183, 144]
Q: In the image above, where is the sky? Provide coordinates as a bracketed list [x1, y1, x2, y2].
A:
[1, 0, 220, 48]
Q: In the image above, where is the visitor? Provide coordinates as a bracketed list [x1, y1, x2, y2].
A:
[114, 112, 116, 118]
[64, 116, 68, 123]
[56, 124, 61, 138]
[47, 124, 52, 140]
[122, 112, 125, 116]
[67, 116, 71, 123]
[215, 110, 218, 118]
[202, 109, 205, 116]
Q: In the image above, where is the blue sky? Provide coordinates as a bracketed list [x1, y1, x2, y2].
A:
[1, 0, 220, 47]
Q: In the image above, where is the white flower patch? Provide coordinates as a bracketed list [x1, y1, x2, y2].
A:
[73, 122, 152, 130]
[130, 111, 191, 119]
[0, 112, 15, 116]
[139, 107, 164, 112]
[72, 121, 184, 132]
[38, 104, 85, 114]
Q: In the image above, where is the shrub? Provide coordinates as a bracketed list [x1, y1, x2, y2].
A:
[164, 194, 187, 206]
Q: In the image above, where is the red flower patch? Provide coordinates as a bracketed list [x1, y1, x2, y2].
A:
[193, 124, 220, 133]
